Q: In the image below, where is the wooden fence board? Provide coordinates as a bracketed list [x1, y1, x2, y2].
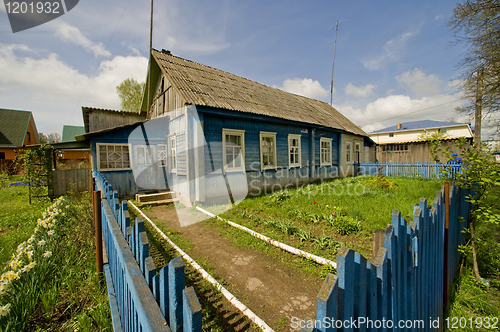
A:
[312, 182, 470, 331]
[94, 170, 202, 332]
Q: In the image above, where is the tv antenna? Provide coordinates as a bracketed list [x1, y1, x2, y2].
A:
[330, 21, 339, 106]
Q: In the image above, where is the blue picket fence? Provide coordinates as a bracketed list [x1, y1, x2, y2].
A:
[94, 170, 202, 332]
[358, 162, 462, 179]
[308, 184, 470, 331]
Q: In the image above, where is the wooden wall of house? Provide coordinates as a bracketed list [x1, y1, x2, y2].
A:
[149, 73, 187, 119]
[88, 111, 145, 133]
[201, 112, 341, 200]
[376, 139, 472, 163]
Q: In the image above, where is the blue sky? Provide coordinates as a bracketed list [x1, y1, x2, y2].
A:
[1, 0, 494, 139]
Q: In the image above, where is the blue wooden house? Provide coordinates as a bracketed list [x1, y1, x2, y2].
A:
[80, 49, 375, 204]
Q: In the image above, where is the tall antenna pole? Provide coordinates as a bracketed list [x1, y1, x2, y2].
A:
[330, 21, 339, 106]
[147, 0, 153, 116]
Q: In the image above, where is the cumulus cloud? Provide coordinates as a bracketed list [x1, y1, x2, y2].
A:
[54, 21, 111, 58]
[276, 78, 329, 99]
[337, 94, 465, 134]
[362, 31, 416, 70]
[396, 68, 443, 97]
[0, 42, 147, 107]
[344, 83, 376, 98]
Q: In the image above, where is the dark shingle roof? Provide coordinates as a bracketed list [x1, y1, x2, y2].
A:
[62, 125, 86, 142]
[0, 108, 32, 147]
[150, 49, 367, 137]
[370, 120, 470, 134]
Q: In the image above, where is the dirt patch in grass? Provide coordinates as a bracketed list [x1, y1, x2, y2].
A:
[145, 205, 323, 331]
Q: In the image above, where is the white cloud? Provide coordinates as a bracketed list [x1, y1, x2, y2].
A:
[0, 43, 148, 127]
[337, 93, 465, 134]
[54, 21, 111, 58]
[362, 31, 416, 70]
[344, 83, 376, 98]
[396, 68, 442, 97]
[0, 1, 5, 12]
[275, 78, 329, 99]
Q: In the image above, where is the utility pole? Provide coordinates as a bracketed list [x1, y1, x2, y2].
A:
[330, 21, 339, 107]
[147, 0, 153, 117]
[474, 68, 483, 145]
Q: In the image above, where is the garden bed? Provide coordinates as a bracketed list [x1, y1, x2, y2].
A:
[204, 175, 444, 261]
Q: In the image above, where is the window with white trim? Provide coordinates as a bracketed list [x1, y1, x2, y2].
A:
[97, 143, 131, 171]
[288, 134, 301, 167]
[136, 145, 154, 166]
[222, 129, 245, 172]
[320, 138, 332, 166]
[260, 132, 277, 170]
[345, 142, 352, 163]
[169, 136, 177, 173]
[354, 143, 361, 163]
[158, 144, 167, 166]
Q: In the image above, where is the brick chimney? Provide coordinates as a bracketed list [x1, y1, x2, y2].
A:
[397, 123, 402, 129]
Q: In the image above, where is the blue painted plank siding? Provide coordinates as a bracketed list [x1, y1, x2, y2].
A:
[201, 111, 342, 199]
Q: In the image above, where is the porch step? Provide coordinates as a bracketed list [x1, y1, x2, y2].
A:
[135, 191, 178, 206]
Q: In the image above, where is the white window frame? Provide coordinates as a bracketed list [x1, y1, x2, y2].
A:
[168, 135, 177, 173]
[157, 144, 167, 167]
[222, 129, 245, 173]
[260, 131, 277, 171]
[135, 145, 155, 166]
[288, 134, 301, 168]
[320, 137, 333, 166]
[354, 142, 361, 163]
[345, 141, 352, 164]
[96, 143, 131, 171]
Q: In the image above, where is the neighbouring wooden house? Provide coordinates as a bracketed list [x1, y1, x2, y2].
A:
[60, 125, 90, 160]
[81, 49, 375, 204]
[0, 108, 40, 161]
[369, 120, 473, 163]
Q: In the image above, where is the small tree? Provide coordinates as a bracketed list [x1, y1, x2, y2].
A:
[434, 141, 500, 281]
[116, 78, 145, 112]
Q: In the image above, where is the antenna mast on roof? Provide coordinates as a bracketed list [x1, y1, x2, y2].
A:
[147, 0, 153, 116]
[330, 21, 339, 107]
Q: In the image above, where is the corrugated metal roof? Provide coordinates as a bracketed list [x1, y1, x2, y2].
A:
[370, 120, 470, 134]
[152, 49, 367, 137]
[0, 108, 32, 147]
[62, 125, 86, 142]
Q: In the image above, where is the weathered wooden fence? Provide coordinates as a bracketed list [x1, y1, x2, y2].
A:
[308, 184, 470, 331]
[358, 162, 462, 179]
[51, 168, 90, 197]
[94, 170, 202, 332]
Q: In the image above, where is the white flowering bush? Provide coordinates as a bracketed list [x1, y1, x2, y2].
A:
[0, 196, 68, 331]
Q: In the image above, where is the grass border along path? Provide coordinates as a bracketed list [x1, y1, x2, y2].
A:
[196, 206, 337, 268]
[128, 200, 274, 332]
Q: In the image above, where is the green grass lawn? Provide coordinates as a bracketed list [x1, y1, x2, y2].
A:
[0, 175, 111, 331]
[0, 176, 51, 268]
[206, 175, 444, 260]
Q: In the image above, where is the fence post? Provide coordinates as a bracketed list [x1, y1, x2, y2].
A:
[337, 248, 354, 328]
[316, 273, 338, 331]
[183, 287, 202, 332]
[443, 182, 450, 309]
[93, 190, 103, 278]
[168, 256, 186, 332]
